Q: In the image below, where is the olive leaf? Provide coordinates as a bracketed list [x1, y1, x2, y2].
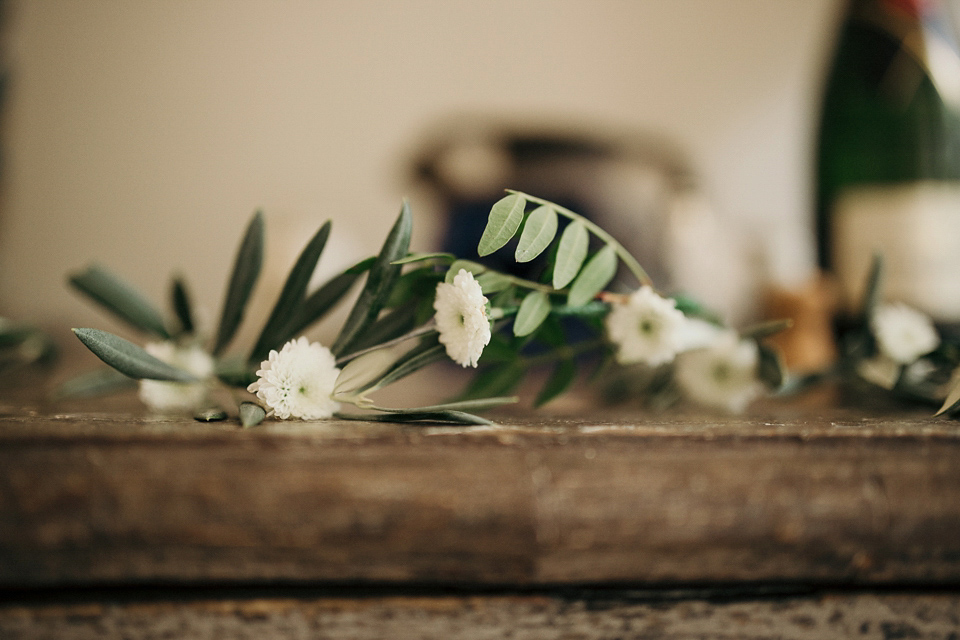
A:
[567, 244, 617, 307]
[515, 205, 558, 262]
[249, 220, 331, 362]
[69, 264, 170, 338]
[51, 367, 137, 400]
[276, 270, 362, 345]
[460, 360, 526, 400]
[213, 210, 264, 356]
[478, 193, 526, 256]
[552, 219, 589, 289]
[364, 340, 446, 393]
[170, 276, 195, 336]
[73, 328, 197, 382]
[336, 410, 495, 426]
[514, 291, 551, 337]
[756, 343, 786, 390]
[331, 201, 413, 356]
[392, 252, 455, 265]
[937, 375, 960, 416]
[239, 402, 266, 428]
[536, 358, 577, 407]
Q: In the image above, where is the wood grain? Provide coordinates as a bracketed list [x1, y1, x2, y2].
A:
[2, 406, 960, 587]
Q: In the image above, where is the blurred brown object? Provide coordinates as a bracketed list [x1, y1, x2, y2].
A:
[762, 272, 838, 374]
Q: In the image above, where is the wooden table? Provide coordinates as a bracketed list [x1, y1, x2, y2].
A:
[2, 386, 959, 638]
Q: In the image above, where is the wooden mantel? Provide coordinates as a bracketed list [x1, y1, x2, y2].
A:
[2, 401, 959, 589]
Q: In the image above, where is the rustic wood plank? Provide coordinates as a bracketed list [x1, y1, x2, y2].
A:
[2, 591, 959, 639]
[2, 405, 960, 586]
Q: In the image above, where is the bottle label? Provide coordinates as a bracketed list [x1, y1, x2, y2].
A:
[833, 181, 960, 320]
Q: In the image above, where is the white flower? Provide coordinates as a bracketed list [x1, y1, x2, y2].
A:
[674, 331, 762, 413]
[247, 337, 341, 419]
[138, 341, 215, 412]
[605, 286, 686, 366]
[871, 302, 939, 364]
[434, 269, 491, 367]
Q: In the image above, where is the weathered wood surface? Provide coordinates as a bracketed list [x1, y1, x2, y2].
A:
[2, 590, 959, 639]
[2, 398, 960, 588]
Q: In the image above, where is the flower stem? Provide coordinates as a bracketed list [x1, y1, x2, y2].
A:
[509, 190, 654, 288]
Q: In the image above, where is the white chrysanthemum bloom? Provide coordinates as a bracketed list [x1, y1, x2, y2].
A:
[247, 337, 341, 419]
[674, 331, 762, 413]
[138, 341, 215, 412]
[434, 269, 491, 367]
[605, 286, 686, 366]
[871, 302, 939, 365]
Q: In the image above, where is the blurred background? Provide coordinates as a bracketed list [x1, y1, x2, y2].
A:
[0, 0, 851, 347]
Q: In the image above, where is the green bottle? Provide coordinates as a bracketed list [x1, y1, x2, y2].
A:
[816, 0, 960, 321]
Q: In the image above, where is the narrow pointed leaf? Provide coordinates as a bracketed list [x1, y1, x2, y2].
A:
[51, 367, 137, 400]
[567, 244, 617, 307]
[756, 343, 786, 390]
[367, 340, 446, 392]
[250, 220, 331, 362]
[535, 358, 577, 407]
[213, 211, 264, 356]
[170, 276, 195, 336]
[349, 303, 421, 352]
[369, 396, 517, 414]
[277, 271, 361, 344]
[741, 318, 794, 340]
[514, 291, 551, 337]
[216, 357, 258, 388]
[334, 347, 402, 395]
[335, 410, 495, 426]
[331, 201, 413, 356]
[391, 252, 455, 265]
[69, 264, 170, 338]
[73, 328, 197, 382]
[552, 220, 589, 289]
[239, 402, 267, 427]
[478, 193, 526, 256]
[861, 252, 885, 322]
[937, 375, 960, 415]
[515, 205, 558, 262]
[460, 361, 526, 400]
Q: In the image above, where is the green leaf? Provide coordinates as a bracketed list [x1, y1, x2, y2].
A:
[937, 375, 960, 415]
[741, 319, 793, 340]
[335, 410, 495, 426]
[460, 361, 526, 400]
[478, 193, 526, 256]
[194, 407, 228, 422]
[567, 244, 617, 307]
[239, 402, 266, 428]
[515, 205, 558, 262]
[215, 357, 258, 388]
[513, 291, 551, 337]
[331, 201, 413, 356]
[552, 220, 589, 289]
[69, 264, 170, 338]
[345, 256, 377, 274]
[756, 343, 786, 391]
[535, 358, 576, 407]
[367, 340, 446, 392]
[277, 271, 361, 343]
[249, 221, 331, 362]
[476, 271, 512, 294]
[386, 267, 442, 308]
[334, 347, 403, 395]
[861, 252, 885, 322]
[349, 304, 421, 353]
[391, 252, 455, 265]
[170, 276, 195, 336]
[212, 211, 264, 356]
[446, 259, 486, 283]
[72, 328, 198, 382]
[50, 367, 137, 400]
[369, 396, 517, 414]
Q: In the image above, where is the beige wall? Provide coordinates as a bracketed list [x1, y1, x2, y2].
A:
[0, 0, 838, 340]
